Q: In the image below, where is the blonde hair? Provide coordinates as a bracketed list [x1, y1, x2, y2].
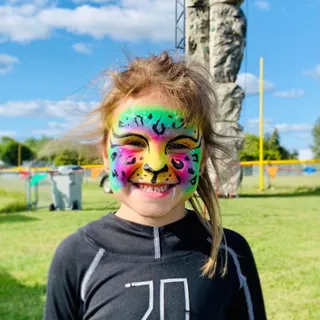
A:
[93, 51, 228, 278]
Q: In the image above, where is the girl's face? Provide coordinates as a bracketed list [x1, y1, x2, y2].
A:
[104, 98, 204, 222]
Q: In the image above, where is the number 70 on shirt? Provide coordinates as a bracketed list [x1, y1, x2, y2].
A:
[125, 278, 190, 320]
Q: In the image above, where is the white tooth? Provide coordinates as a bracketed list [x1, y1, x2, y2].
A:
[137, 184, 171, 192]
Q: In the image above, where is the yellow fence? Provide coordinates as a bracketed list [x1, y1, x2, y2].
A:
[1, 159, 320, 173]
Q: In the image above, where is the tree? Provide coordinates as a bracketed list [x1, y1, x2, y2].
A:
[269, 128, 281, 150]
[24, 135, 54, 153]
[54, 149, 79, 166]
[290, 149, 299, 160]
[264, 129, 282, 160]
[1, 140, 35, 166]
[1, 136, 15, 144]
[239, 130, 298, 161]
[239, 133, 260, 161]
[311, 117, 320, 159]
[78, 144, 102, 165]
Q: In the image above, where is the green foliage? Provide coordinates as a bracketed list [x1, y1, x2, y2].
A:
[290, 149, 299, 160]
[0, 136, 15, 159]
[0, 136, 15, 144]
[0, 140, 35, 166]
[24, 136, 55, 162]
[78, 144, 102, 165]
[53, 144, 102, 166]
[239, 133, 260, 161]
[24, 136, 53, 153]
[311, 117, 320, 158]
[0, 135, 101, 166]
[54, 149, 79, 165]
[240, 129, 298, 161]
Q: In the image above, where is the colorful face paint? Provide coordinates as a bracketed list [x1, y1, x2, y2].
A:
[107, 104, 203, 198]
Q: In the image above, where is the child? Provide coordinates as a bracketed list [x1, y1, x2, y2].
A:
[43, 52, 267, 319]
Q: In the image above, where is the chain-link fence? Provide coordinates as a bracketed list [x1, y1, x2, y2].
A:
[240, 163, 320, 191]
[0, 168, 108, 212]
[1, 163, 319, 212]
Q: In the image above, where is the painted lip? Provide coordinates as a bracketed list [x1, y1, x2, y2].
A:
[131, 182, 176, 199]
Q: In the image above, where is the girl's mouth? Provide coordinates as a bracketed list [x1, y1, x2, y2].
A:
[133, 183, 174, 193]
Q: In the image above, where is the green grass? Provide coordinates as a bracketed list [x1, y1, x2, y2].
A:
[0, 177, 320, 319]
[0, 188, 27, 214]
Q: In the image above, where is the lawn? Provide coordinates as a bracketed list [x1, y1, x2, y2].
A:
[0, 176, 319, 319]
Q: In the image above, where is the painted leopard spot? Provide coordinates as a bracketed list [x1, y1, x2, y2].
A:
[171, 159, 184, 170]
[111, 152, 117, 161]
[189, 176, 197, 185]
[192, 154, 199, 162]
[125, 157, 136, 165]
[152, 119, 166, 135]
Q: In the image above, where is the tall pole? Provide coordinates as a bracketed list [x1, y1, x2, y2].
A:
[259, 57, 264, 191]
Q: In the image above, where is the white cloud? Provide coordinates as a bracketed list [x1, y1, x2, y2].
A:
[247, 118, 273, 128]
[4, 0, 51, 6]
[0, 99, 98, 119]
[0, 53, 19, 75]
[273, 89, 305, 98]
[0, 131, 17, 137]
[303, 64, 320, 80]
[275, 123, 313, 133]
[72, 0, 114, 3]
[236, 73, 275, 95]
[255, 0, 270, 11]
[32, 121, 70, 136]
[247, 120, 313, 135]
[298, 148, 313, 160]
[72, 42, 92, 54]
[0, 5, 51, 42]
[0, 0, 175, 43]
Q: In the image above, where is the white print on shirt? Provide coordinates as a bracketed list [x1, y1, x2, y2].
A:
[125, 278, 190, 320]
[125, 281, 154, 320]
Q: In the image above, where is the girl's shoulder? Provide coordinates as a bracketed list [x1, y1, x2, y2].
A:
[49, 224, 104, 272]
[222, 228, 255, 259]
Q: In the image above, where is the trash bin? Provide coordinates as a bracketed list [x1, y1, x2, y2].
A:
[48, 166, 84, 211]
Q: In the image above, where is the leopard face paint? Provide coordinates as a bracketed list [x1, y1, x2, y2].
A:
[107, 104, 203, 198]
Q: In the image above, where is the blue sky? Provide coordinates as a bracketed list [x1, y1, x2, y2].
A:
[0, 0, 319, 160]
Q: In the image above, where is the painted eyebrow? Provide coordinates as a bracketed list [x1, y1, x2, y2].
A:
[112, 130, 149, 145]
[167, 128, 200, 145]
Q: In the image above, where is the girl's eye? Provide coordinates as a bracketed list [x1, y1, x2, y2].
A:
[126, 141, 146, 148]
[167, 143, 190, 151]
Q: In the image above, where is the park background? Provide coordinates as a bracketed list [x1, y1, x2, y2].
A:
[1, 0, 320, 319]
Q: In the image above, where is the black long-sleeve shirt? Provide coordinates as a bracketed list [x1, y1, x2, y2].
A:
[43, 210, 267, 319]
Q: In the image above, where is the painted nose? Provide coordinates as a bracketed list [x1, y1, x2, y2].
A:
[143, 163, 169, 175]
[143, 164, 169, 184]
